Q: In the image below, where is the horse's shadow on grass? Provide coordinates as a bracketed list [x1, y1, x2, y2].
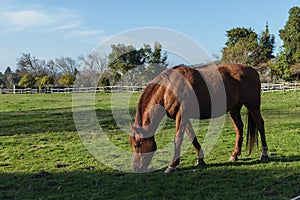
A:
[0, 108, 76, 136]
[175, 155, 300, 172]
[1, 155, 299, 199]
[0, 107, 132, 136]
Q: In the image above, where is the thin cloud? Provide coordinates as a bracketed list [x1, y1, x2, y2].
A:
[66, 29, 104, 38]
[0, 4, 105, 40]
[54, 21, 82, 30]
[0, 10, 58, 28]
[0, 5, 81, 32]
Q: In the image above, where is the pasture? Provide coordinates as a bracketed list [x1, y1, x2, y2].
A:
[0, 91, 299, 199]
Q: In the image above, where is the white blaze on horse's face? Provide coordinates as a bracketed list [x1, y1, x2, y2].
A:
[130, 124, 157, 173]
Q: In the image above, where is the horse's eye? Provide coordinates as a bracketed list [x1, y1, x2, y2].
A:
[135, 141, 142, 149]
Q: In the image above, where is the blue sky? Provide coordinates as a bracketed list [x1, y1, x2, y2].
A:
[0, 0, 299, 73]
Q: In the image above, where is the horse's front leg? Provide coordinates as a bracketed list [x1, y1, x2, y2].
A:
[185, 120, 206, 167]
[164, 116, 186, 173]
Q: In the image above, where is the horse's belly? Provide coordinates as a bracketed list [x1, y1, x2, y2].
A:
[188, 103, 228, 120]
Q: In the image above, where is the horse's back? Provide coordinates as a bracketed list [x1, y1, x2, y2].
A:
[217, 63, 261, 108]
[192, 63, 262, 112]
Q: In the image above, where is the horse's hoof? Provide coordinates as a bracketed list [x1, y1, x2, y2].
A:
[196, 160, 207, 167]
[229, 156, 237, 162]
[260, 154, 269, 162]
[164, 166, 176, 173]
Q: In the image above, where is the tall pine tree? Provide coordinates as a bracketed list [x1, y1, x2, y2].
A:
[258, 22, 275, 64]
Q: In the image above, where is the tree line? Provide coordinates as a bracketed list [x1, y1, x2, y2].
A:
[0, 54, 80, 89]
[222, 6, 300, 82]
[0, 42, 168, 89]
[0, 6, 299, 89]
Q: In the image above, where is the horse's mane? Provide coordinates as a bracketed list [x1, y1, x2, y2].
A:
[135, 83, 161, 126]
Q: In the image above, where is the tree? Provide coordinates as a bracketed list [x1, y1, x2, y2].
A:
[58, 73, 75, 87]
[78, 53, 109, 87]
[255, 22, 276, 79]
[259, 22, 275, 63]
[258, 22, 275, 64]
[224, 27, 258, 47]
[46, 59, 58, 76]
[35, 77, 42, 90]
[267, 60, 281, 82]
[36, 75, 55, 92]
[79, 52, 108, 74]
[18, 73, 36, 88]
[279, 6, 300, 64]
[4, 67, 15, 88]
[4, 67, 12, 76]
[120, 65, 145, 86]
[6, 74, 14, 89]
[108, 44, 144, 82]
[17, 53, 47, 77]
[0, 72, 4, 86]
[108, 42, 168, 85]
[276, 51, 292, 81]
[142, 42, 168, 81]
[55, 57, 78, 74]
[15, 68, 28, 82]
[222, 39, 255, 64]
[222, 27, 258, 65]
[99, 76, 110, 87]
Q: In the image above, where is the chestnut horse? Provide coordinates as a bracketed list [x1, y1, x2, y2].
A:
[130, 63, 269, 173]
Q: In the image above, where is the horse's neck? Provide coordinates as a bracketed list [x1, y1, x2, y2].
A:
[136, 102, 166, 136]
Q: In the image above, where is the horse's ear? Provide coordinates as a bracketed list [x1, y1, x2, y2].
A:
[130, 123, 146, 137]
[129, 134, 135, 147]
[130, 122, 138, 132]
[129, 123, 136, 147]
[130, 122, 134, 129]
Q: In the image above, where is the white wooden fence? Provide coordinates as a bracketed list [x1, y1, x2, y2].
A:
[0, 85, 146, 94]
[0, 83, 299, 94]
[261, 82, 300, 92]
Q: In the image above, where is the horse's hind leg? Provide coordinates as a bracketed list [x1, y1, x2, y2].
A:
[248, 108, 269, 161]
[185, 120, 206, 167]
[229, 104, 243, 162]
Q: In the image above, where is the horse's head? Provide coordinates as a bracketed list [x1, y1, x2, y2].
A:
[130, 123, 157, 172]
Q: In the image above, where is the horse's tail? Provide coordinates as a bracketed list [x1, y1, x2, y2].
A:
[246, 110, 258, 155]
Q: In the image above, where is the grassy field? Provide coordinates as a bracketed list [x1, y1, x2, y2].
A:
[0, 91, 299, 199]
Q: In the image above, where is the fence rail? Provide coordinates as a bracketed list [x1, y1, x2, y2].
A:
[261, 82, 300, 92]
[0, 85, 146, 94]
[1, 83, 299, 94]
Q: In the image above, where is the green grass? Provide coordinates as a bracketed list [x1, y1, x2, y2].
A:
[0, 92, 299, 199]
